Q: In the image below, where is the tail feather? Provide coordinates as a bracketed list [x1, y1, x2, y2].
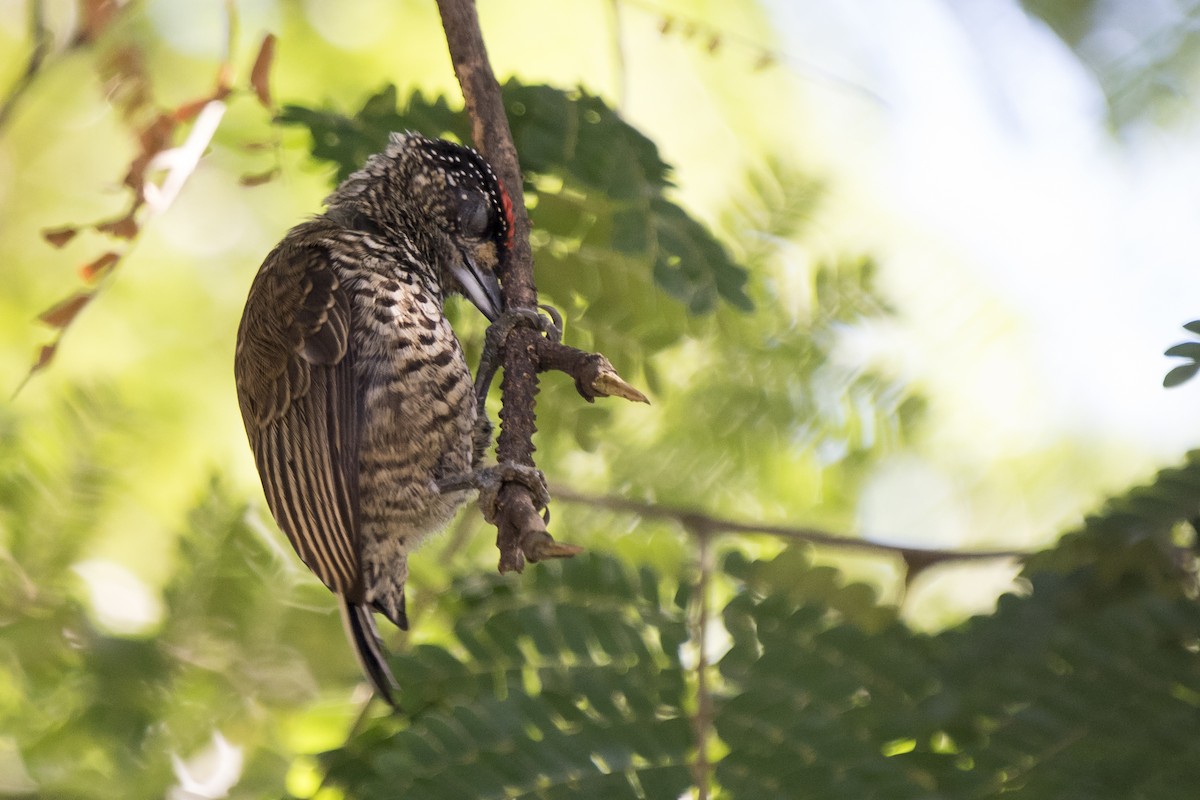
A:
[339, 597, 400, 709]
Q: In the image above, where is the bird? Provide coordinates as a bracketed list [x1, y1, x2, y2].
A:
[233, 132, 520, 707]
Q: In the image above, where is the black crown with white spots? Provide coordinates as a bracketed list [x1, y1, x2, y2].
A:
[327, 131, 514, 255]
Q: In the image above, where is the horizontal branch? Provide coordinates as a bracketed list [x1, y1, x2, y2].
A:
[551, 485, 1029, 566]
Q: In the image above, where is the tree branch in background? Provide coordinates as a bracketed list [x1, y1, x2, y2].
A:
[552, 485, 1029, 577]
[435, 0, 646, 573]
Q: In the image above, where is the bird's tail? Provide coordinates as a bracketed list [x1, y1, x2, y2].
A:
[338, 597, 400, 709]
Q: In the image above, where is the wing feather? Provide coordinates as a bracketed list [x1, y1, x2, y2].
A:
[235, 237, 362, 597]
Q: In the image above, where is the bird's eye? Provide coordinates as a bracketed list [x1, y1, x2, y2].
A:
[457, 197, 489, 238]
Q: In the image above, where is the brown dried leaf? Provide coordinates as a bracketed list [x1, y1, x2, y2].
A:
[95, 213, 139, 240]
[43, 226, 79, 248]
[239, 168, 279, 187]
[13, 344, 54, 397]
[38, 291, 94, 329]
[19, 341, 60, 391]
[80, 251, 120, 281]
[33, 341, 57, 369]
[26, 340, 58, 381]
[250, 34, 276, 109]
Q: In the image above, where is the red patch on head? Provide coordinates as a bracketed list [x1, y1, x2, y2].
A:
[498, 179, 515, 250]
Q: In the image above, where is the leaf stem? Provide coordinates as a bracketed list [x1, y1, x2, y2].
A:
[688, 522, 715, 799]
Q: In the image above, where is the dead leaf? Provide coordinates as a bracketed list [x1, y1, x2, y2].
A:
[13, 341, 60, 397]
[95, 214, 139, 240]
[43, 226, 79, 248]
[250, 34, 276, 108]
[38, 291, 94, 329]
[32, 341, 57, 369]
[239, 168, 279, 187]
[79, 251, 120, 281]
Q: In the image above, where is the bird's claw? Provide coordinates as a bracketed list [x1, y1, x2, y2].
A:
[474, 304, 564, 404]
[437, 463, 551, 526]
[534, 304, 563, 344]
[475, 463, 550, 525]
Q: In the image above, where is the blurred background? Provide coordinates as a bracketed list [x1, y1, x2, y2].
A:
[3, 0, 1200, 797]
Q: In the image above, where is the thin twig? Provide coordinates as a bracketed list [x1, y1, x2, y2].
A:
[0, 0, 51, 131]
[619, 0, 886, 106]
[688, 522, 714, 800]
[552, 485, 1028, 565]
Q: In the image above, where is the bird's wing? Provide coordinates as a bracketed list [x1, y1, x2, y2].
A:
[234, 239, 363, 596]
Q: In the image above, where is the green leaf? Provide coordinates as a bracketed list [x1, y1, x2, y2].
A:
[279, 81, 751, 316]
[322, 554, 692, 800]
[1164, 342, 1200, 360]
[1165, 362, 1200, 388]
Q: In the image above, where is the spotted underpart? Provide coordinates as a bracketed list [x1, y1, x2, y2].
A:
[234, 132, 513, 705]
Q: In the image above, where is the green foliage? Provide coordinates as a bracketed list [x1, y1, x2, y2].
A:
[279, 81, 752, 320]
[306, 450, 1200, 800]
[1163, 320, 1200, 387]
[717, 453, 1200, 799]
[319, 555, 693, 800]
[720, 547, 1200, 798]
[6, 3, 1200, 797]
[1024, 449, 1200, 594]
[0, 396, 361, 798]
[5, 399, 1200, 799]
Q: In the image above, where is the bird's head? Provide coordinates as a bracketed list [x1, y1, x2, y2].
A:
[328, 132, 514, 320]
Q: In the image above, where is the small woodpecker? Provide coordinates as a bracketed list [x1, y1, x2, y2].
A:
[234, 132, 518, 706]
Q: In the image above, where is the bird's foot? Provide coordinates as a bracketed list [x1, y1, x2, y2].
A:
[474, 304, 564, 406]
[437, 462, 550, 525]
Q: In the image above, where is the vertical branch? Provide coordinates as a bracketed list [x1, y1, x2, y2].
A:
[435, 0, 533, 305]
[688, 522, 715, 800]
[435, 0, 570, 572]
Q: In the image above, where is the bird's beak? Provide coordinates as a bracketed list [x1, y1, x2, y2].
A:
[451, 258, 503, 321]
